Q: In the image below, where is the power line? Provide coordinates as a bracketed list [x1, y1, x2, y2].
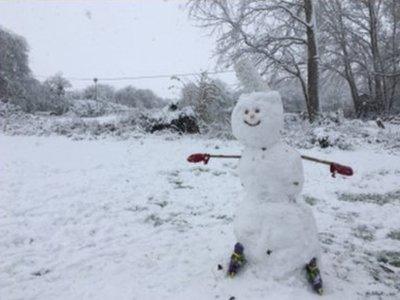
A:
[36, 70, 235, 82]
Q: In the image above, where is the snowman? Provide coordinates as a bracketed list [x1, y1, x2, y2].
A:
[227, 60, 323, 294]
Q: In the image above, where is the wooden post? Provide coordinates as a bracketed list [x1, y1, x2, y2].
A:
[93, 78, 98, 101]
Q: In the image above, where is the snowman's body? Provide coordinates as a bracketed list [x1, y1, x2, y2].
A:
[231, 91, 320, 279]
[238, 143, 303, 202]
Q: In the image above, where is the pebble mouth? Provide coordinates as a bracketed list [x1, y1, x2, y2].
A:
[244, 120, 261, 127]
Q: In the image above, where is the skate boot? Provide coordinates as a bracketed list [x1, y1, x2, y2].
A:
[305, 257, 323, 295]
[228, 243, 246, 277]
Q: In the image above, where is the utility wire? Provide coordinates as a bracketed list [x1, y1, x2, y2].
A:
[36, 70, 235, 82]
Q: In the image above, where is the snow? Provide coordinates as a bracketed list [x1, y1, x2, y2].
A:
[150, 106, 195, 124]
[234, 58, 270, 93]
[66, 99, 131, 118]
[1, 133, 400, 299]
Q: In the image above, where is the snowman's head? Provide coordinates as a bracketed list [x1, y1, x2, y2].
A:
[231, 91, 283, 148]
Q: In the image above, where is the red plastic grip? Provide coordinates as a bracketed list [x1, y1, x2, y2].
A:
[330, 163, 354, 177]
[187, 153, 211, 165]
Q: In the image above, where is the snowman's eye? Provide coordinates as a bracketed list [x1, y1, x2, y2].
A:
[244, 109, 249, 114]
[255, 108, 260, 113]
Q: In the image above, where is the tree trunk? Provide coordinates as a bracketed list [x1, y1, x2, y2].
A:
[367, 0, 384, 113]
[388, 0, 399, 113]
[336, 1, 361, 115]
[304, 0, 319, 122]
[345, 65, 362, 115]
[298, 73, 310, 114]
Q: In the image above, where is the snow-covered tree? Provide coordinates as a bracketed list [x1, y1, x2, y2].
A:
[39, 73, 72, 114]
[83, 84, 115, 101]
[188, 0, 320, 122]
[319, 0, 362, 115]
[178, 73, 235, 133]
[43, 73, 72, 97]
[320, 0, 400, 116]
[0, 27, 71, 114]
[0, 26, 34, 111]
[115, 86, 163, 109]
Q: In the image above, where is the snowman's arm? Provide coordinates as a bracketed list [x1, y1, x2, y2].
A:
[187, 153, 240, 164]
[187, 153, 353, 177]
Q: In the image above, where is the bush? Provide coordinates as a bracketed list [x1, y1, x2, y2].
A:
[177, 73, 236, 137]
[68, 99, 131, 117]
[115, 85, 164, 109]
[83, 84, 115, 101]
[149, 105, 199, 134]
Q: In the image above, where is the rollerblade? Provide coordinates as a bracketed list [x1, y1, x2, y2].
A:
[305, 257, 323, 295]
[228, 243, 246, 277]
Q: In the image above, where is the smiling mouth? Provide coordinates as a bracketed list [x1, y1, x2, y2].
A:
[244, 120, 261, 127]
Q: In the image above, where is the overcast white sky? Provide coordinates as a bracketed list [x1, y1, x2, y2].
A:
[0, 0, 237, 98]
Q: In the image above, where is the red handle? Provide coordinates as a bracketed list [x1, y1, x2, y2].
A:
[330, 163, 354, 177]
[187, 153, 211, 165]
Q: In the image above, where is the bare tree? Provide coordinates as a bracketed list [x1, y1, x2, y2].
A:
[320, 0, 400, 116]
[304, 0, 320, 121]
[342, 0, 398, 115]
[43, 73, 72, 97]
[319, 0, 362, 114]
[363, 0, 385, 111]
[178, 72, 235, 131]
[381, 0, 400, 113]
[40, 73, 72, 114]
[188, 0, 320, 122]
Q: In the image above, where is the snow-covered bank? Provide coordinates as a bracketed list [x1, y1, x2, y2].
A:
[1, 135, 399, 299]
[2, 103, 400, 155]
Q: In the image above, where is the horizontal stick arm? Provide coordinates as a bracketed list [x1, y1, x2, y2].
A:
[300, 155, 331, 165]
[187, 153, 354, 177]
[209, 154, 241, 159]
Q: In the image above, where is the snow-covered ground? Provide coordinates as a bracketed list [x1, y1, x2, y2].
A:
[1, 134, 400, 299]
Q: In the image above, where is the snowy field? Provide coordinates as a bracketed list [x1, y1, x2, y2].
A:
[1, 134, 400, 299]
